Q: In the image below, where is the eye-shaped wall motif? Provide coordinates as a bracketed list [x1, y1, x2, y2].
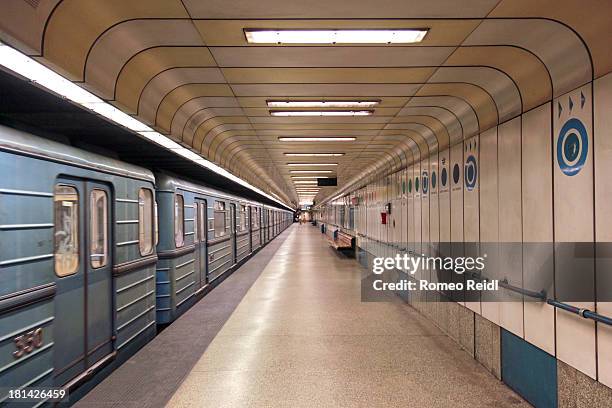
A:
[464, 155, 478, 191]
[556, 118, 588, 176]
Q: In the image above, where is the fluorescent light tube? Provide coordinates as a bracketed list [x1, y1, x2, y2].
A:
[279, 137, 356, 142]
[291, 176, 329, 179]
[294, 180, 318, 184]
[290, 170, 333, 174]
[284, 153, 344, 157]
[245, 29, 428, 44]
[268, 100, 379, 108]
[0, 43, 101, 105]
[270, 110, 372, 117]
[287, 163, 338, 166]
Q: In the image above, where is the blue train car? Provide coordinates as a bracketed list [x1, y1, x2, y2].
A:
[0, 125, 157, 405]
[154, 174, 288, 325]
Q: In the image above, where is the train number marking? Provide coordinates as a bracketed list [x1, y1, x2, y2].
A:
[13, 328, 43, 359]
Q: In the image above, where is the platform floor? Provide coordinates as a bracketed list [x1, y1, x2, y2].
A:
[165, 225, 529, 408]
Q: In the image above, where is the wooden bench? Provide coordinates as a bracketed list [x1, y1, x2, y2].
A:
[328, 230, 356, 255]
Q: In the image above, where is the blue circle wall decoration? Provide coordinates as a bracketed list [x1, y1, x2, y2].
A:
[415, 177, 420, 192]
[557, 117, 588, 176]
[441, 168, 447, 186]
[464, 155, 478, 191]
[431, 171, 437, 189]
[422, 171, 429, 194]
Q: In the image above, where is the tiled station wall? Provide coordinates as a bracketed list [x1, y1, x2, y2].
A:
[318, 73, 612, 406]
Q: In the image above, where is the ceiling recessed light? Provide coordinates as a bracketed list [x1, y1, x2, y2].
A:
[287, 163, 338, 166]
[284, 153, 344, 157]
[279, 137, 356, 142]
[294, 180, 318, 184]
[270, 110, 372, 117]
[290, 170, 333, 174]
[267, 100, 379, 108]
[244, 29, 428, 44]
[291, 176, 329, 179]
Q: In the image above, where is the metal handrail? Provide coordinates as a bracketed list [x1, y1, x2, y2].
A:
[464, 275, 611, 326]
[546, 300, 612, 326]
[499, 279, 547, 301]
[493, 280, 612, 326]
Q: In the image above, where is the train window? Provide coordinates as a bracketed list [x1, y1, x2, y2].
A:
[193, 202, 198, 243]
[175, 194, 185, 248]
[90, 189, 108, 268]
[214, 201, 226, 238]
[239, 205, 247, 231]
[138, 189, 154, 255]
[54, 185, 79, 277]
[252, 207, 259, 229]
[198, 202, 206, 242]
[154, 201, 159, 246]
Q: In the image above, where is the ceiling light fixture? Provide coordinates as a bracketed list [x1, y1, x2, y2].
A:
[244, 29, 428, 44]
[287, 163, 338, 166]
[284, 153, 344, 157]
[270, 110, 372, 117]
[267, 100, 379, 108]
[279, 137, 356, 142]
[290, 170, 333, 174]
[294, 180, 318, 184]
[291, 176, 329, 179]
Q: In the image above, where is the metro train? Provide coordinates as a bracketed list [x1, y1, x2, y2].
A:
[0, 124, 293, 406]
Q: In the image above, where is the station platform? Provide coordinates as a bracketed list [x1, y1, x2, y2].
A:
[77, 224, 528, 408]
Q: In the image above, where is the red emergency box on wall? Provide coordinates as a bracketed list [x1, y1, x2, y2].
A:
[380, 212, 387, 224]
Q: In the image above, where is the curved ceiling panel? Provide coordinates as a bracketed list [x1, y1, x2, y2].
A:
[221, 68, 436, 84]
[463, 19, 592, 97]
[396, 107, 463, 144]
[429, 67, 522, 122]
[209, 46, 456, 68]
[489, 0, 612, 78]
[115, 47, 217, 113]
[416, 83, 498, 131]
[0, 0, 60, 54]
[43, 0, 189, 80]
[444, 46, 552, 110]
[405, 96, 480, 140]
[386, 116, 449, 151]
[84, 20, 204, 99]
[181, 0, 499, 19]
[137, 67, 227, 123]
[157, 84, 235, 134]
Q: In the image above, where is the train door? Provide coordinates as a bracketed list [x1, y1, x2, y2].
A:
[259, 208, 264, 244]
[248, 206, 253, 253]
[262, 209, 266, 242]
[53, 179, 113, 387]
[230, 203, 237, 264]
[194, 199, 208, 288]
[268, 210, 272, 240]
